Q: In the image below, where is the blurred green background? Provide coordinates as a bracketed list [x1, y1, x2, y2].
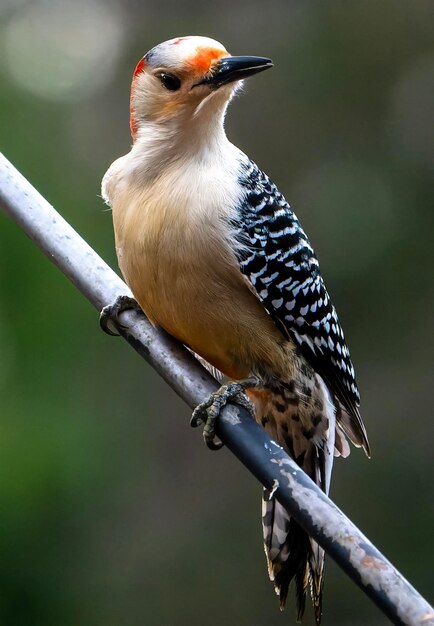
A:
[1, 1, 433, 625]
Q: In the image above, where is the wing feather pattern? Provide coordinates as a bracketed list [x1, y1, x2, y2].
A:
[231, 158, 369, 455]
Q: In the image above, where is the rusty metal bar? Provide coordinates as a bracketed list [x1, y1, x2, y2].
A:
[1, 152, 433, 626]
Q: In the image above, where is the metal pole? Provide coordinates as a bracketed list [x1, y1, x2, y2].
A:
[0, 152, 432, 626]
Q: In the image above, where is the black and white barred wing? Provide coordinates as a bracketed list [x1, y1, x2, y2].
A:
[234, 159, 369, 455]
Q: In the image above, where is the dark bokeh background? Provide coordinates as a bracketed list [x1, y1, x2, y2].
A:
[1, 1, 433, 625]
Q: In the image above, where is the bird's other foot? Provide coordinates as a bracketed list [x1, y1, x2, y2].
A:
[191, 378, 258, 450]
[100, 295, 140, 336]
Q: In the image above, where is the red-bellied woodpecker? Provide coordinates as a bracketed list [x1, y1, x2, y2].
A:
[101, 35, 370, 624]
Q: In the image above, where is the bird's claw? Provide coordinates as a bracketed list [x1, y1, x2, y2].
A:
[191, 380, 257, 451]
[100, 295, 139, 336]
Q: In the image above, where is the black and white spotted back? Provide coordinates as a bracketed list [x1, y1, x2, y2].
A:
[232, 157, 369, 454]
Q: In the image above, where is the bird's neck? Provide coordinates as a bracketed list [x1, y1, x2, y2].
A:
[131, 105, 231, 177]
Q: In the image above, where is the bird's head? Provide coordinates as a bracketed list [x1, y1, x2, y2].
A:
[129, 36, 273, 141]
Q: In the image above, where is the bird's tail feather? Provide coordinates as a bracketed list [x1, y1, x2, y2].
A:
[247, 377, 339, 624]
[262, 452, 326, 624]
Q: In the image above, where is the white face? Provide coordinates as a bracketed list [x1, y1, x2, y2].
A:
[129, 36, 273, 139]
[130, 36, 233, 136]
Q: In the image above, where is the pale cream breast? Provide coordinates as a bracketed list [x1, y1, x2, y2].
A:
[105, 149, 292, 380]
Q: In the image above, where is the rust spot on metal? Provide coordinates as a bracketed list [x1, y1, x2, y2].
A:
[361, 556, 388, 571]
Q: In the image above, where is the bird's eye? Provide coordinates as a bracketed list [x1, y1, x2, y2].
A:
[158, 72, 181, 91]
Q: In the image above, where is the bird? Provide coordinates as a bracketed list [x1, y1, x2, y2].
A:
[101, 35, 369, 624]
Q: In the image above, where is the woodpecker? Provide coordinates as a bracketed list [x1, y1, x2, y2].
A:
[101, 35, 369, 624]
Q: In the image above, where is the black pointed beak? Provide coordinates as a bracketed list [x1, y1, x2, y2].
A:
[197, 55, 273, 88]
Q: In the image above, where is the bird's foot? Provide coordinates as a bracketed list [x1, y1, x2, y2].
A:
[100, 295, 140, 336]
[191, 378, 258, 450]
